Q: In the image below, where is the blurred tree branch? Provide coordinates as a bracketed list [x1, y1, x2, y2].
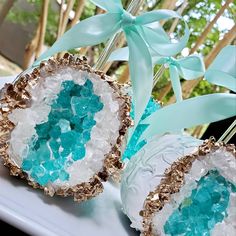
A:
[68, 0, 86, 28]
[23, 25, 40, 69]
[204, 24, 236, 68]
[169, 0, 188, 33]
[159, 0, 177, 26]
[161, 0, 177, 10]
[23, 0, 49, 68]
[118, 66, 130, 84]
[0, 0, 15, 27]
[35, 0, 49, 58]
[190, 0, 233, 54]
[57, 0, 65, 39]
[58, 0, 75, 38]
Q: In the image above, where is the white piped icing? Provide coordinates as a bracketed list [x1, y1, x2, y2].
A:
[8, 67, 122, 187]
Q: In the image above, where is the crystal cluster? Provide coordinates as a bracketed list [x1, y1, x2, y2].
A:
[164, 170, 236, 236]
[21, 80, 103, 186]
[122, 98, 160, 160]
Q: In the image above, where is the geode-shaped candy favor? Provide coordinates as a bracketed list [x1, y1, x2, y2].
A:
[0, 54, 131, 202]
[121, 134, 236, 236]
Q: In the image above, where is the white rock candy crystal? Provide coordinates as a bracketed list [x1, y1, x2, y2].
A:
[212, 193, 236, 236]
[8, 67, 122, 187]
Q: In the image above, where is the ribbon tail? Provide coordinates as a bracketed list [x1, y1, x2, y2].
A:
[34, 13, 121, 66]
[205, 71, 236, 92]
[140, 93, 236, 141]
[169, 65, 183, 103]
[125, 28, 153, 132]
[138, 16, 189, 57]
[90, 0, 123, 12]
[178, 55, 205, 79]
[205, 45, 236, 92]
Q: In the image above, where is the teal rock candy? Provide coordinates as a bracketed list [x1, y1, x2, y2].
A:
[164, 170, 236, 236]
[22, 80, 103, 186]
[21, 160, 32, 171]
[72, 146, 86, 161]
[123, 97, 161, 160]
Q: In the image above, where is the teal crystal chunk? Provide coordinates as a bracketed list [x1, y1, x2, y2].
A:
[164, 170, 236, 236]
[72, 146, 86, 161]
[21, 160, 32, 171]
[122, 98, 161, 160]
[22, 80, 104, 186]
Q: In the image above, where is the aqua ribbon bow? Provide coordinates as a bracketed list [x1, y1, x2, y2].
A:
[110, 45, 236, 141]
[205, 45, 236, 92]
[139, 47, 236, 140]
[156, 55, 205, 102]
[34, 0, 189, 125]
[110, 48, 205, 102]
[139, 46, 236, 140]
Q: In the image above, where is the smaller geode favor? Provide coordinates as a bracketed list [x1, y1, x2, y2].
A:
[0, 54, 131, 202]
[121, 134, 236, 236]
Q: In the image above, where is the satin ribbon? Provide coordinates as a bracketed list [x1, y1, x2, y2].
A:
[205, 45, 236, 92]
[112, 45, 236, 142]
[33, 0, 189, 125]
[156, 56, 205, 102]
[140, 46, 236, 141]
[140, 93, 236, 141]
[110, 48, 205, 102]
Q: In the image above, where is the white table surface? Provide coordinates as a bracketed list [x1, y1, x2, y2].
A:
[0, 76, 139, 236]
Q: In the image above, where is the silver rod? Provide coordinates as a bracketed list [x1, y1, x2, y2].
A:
[153, 65, 165, 87]
[152, 0, 188, 89]
[224, 126, 236, 144]
[218, 119, 236, 143]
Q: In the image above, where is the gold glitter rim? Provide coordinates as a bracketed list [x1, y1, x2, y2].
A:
[140, 138, 236, 235]
[0, 53, 132, 203]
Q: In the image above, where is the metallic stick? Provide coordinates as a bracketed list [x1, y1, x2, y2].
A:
[218, 119, 236, 143]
